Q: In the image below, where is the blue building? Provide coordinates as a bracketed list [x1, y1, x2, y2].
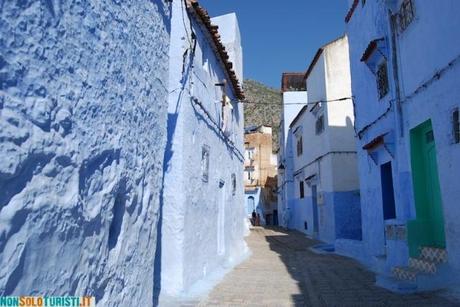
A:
[0, 0, 171, 305]
[160, 0, 247, 301]
[346, 0, 460, 292]
[277, 74, 308, 229]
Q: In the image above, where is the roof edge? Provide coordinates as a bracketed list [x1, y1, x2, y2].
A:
[186, 0, 244, 100]
[289, 105, 308, 129]
[304, 35, 347, 80]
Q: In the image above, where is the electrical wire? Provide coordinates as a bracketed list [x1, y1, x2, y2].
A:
[356, 101, 393, 139]
[400, 52, 460, 104]
[178, 1, 245, 162]
[235, 97, 354, 106]
[191, 96, 245, 162]
[355, 52, 460, 139]
[293, 151, 357, 175]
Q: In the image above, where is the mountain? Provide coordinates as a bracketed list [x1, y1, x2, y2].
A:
[243, 80, 282, 152]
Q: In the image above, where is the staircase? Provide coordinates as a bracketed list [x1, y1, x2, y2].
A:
[392, 246, 447, 280]
[377, 247, 451, 293]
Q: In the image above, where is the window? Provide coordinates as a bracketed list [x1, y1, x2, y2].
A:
[231, 173, 236, 195]
[246, 148, 255, 161]
[315, 115, 325, 135]
[361, 0, 366, 7]
[299, 181, 305, 199]
[399, 0, 415, 32]
[296, 136, 303, 156]
[201, 145, 210, 182]
[376, 61, 389, 99]
[245, 167, 254, 181]
[453, 108, 460, 144]
[222, 97, 233, 137]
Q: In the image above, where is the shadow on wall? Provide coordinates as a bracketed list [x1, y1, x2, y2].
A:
[153, 110, 180, 304]
[152, 0, 171, 34]
[152, 1, 172, 304]
[190, 101, 239, 161]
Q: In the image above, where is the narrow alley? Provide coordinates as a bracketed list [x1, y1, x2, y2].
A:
[199, 228, 459, 306]
[2, 1, 460, 305]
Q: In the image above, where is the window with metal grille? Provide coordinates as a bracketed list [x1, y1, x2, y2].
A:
[399, 0, 415, 32]
[453, 108, 460, 144]
[299, 181, 305, 199]
[297, 136, 303, 156]
[376, 61, 389, 99]
[316, 115, 325, 135]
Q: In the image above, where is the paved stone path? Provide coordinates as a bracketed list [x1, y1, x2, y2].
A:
[199, 227, 459, 306]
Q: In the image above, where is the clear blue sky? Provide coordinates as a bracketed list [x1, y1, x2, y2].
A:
[200, 0, 349, 89]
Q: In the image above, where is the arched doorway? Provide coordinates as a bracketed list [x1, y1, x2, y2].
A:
[247, 196, 255, 214]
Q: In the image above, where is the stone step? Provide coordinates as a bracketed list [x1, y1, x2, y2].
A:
[392, 266, 418, 281]
[420, 246, 448, 263]
[408, 257, 437, 274]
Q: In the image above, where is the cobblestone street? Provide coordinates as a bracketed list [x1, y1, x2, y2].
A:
[199, 227, 459, 306]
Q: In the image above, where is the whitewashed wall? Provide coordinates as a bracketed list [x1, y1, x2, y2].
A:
[160, 1, 247, 301]
[212, 13, 243, 84]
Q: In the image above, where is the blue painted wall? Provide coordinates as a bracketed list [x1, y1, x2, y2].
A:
[289, 191, 361, 243]
[160, 2, 247, 300]
[0, 0, 171, 304]
[347, 0, 460, 285]
[333, 191, 362, 240]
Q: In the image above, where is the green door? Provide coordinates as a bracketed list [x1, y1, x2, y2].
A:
[408, 120, 446, 257]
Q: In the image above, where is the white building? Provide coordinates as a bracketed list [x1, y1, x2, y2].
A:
[288, 37, 362, 250]
[160, 0, 247, 301]
[277, 73, 307, 228]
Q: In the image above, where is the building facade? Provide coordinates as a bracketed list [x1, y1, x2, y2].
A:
[244, 126, 278, 225]
[160, 0, 247, 301]
[277, 73, 307, 228]
[288, 36, 362, 248]
[0, 0, 170, 305]
[346, 0, 460, 292]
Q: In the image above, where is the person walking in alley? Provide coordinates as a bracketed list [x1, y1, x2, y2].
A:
[256, 213, 261, 226]
[251, 210, 256, 226]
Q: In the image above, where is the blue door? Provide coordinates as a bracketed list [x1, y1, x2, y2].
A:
[312, 185, 319, 236]
[380, 162, 396, 220]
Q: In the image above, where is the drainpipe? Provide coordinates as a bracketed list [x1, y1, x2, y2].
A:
[389, 10, 404, 138]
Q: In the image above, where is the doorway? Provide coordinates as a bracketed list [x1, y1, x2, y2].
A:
[247, 196, 255, 214]
[312, 185, 319, 237]
[408, 120, 446, 257]
[218, 182, 226, 256]
[380, 161, 396, 220]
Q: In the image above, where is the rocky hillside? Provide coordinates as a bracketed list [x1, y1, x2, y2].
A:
[243, 80, 281, 152]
